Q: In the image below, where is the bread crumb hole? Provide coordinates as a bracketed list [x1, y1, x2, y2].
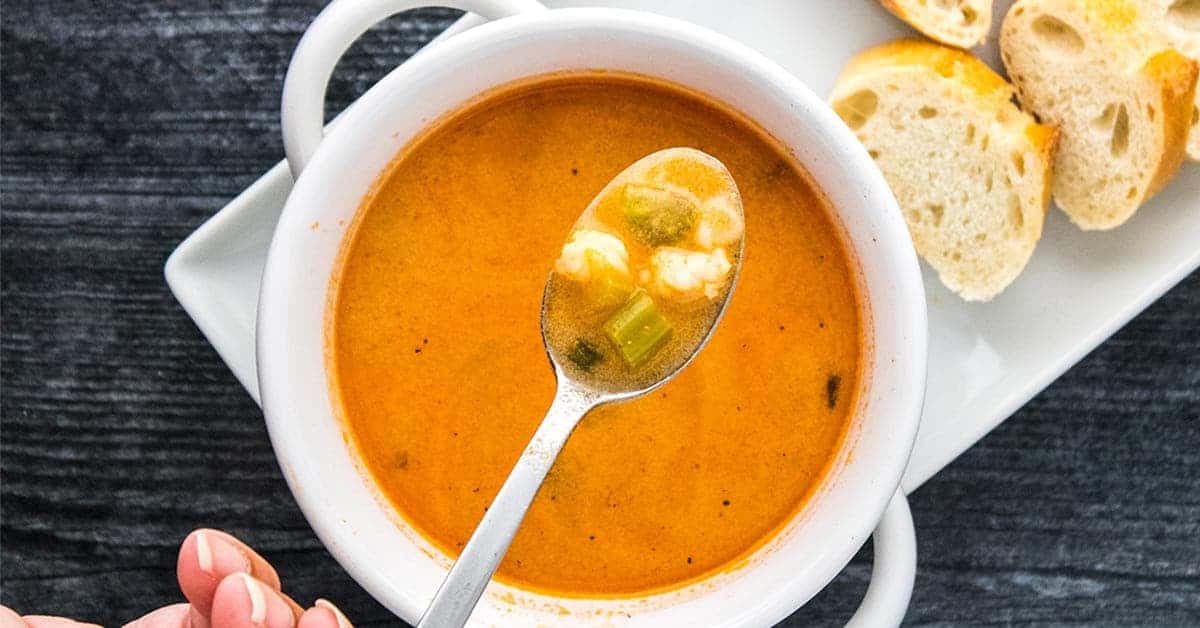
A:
[950, 251, 962, 262]
[868, 149, 881, 159]
[1014, 6, 1025, 16]
[919, 106, 938, 119]
[908, 209, 921, 223]
[961, 6, 978, 24]
[985, 173, 994, 192]
[1031, 15, 1085, 55]
[1147, 104, 1156, 121]
[965, 123, 976, 143]
[1008, 194, 1023, 230]
[833, 90, 879, 130]
[1168, 0, 1200, 30]
[1091, 103, 1118, 133]
[980, 134, 990, 151]
[1126, 186, 1138, 200]
[929, 204, 945, 227]
[1011, 151, 1026, 176]
[975, 233, 987, 242]
[1110, 103, 1129, 157]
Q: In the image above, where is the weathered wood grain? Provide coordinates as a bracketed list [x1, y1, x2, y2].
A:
[2, 1, 1197, 626]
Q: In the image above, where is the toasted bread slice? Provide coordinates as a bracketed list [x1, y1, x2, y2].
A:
[1138, 0, 1200, 160]
[1001, 0, 1198, 230]
[880, 0, 993, 48]
[831, 40, 1058, 301]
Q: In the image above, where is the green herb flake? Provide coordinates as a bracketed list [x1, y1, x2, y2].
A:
[567, 338, 604, 371]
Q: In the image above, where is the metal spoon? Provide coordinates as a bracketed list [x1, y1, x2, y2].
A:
[417, 148, 745, 628]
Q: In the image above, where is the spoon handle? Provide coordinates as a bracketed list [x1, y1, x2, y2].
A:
[417, 377, 598, 628]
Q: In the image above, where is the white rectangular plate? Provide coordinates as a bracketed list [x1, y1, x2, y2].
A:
[165, 0, 1200, 492]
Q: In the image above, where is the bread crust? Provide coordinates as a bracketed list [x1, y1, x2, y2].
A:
[879, 0, 992, 49]
[1135, 0, 1200, 160]
[841, 39, 1011, 100]
[1026, 122, 1061, 212]
[1142, 49, 1199, 196]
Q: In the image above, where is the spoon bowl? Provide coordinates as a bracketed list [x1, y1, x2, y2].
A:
[542, 147, 745, 394]
[418, 148, 745, 628]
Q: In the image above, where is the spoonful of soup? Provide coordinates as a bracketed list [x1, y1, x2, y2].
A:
[417, 147, 745, 628]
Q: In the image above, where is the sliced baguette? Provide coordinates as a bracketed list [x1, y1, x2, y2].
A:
[880, 0, 993, 48]
[1138, 0, 1200, 160]
[1001, 0, 1198, 230]
[831, 40, 1058, 301]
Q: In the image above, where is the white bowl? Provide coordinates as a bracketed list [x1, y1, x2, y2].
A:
[257, 1, 927, 625]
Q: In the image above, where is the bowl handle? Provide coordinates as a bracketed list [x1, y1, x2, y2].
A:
[845, 488, 917, 627]
[281, 0, 548, 177]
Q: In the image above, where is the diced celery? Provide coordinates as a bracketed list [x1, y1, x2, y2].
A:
[622, 184, 696, 246]
[566, 339, 604, 371]
[603, 291, 673, 368]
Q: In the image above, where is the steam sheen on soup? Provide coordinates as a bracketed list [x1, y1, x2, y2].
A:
[329, 72, 863, 596]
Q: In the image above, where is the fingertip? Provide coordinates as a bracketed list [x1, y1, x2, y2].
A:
[177, 530, 243, 616]
[210, 574, 294, 628]
[178, 529, 282, 618]
[295, 608, 337, 628]
[278, 593, 304, 622]
[313, 601, 351, 628]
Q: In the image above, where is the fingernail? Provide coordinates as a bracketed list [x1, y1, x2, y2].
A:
[218, 574, 292, 628]
[196, 530, 214, 574]
[241, 574, 268, 624]
[197, 530, 250, 578]
[315, 599, 353, 628]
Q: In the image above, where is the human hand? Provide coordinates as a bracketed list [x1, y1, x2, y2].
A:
[0, 529, 353, 628]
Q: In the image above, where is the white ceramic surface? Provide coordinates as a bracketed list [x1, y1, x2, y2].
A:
[252, 1, 927, 625]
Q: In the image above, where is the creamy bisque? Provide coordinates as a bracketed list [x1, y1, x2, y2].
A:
[330, 73, 864, 595]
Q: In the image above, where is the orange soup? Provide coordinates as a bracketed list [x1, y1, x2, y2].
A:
[330, 73, 863, 596]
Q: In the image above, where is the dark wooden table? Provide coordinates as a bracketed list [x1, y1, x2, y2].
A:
[2, 2, 1198, 625]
